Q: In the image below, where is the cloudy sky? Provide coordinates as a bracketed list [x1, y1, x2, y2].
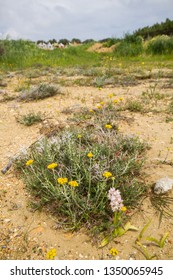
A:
[0, 0, 172, 41]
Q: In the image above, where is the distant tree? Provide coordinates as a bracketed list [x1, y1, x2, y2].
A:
[48, 39, 57, 44]
[99, 38, 112, 43]
[82, 39, 95, 44]
[124, 33, 143, 44]
[58, 39, 69, 45]
[134, 18, 173, 39]
[71, 38, 81, 44]
[101, 37, 120, 47]
[37, 40, 46, 44]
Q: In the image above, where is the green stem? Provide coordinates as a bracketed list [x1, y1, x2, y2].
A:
[87, 158, 92, 205]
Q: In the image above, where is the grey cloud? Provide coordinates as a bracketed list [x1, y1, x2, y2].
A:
[0, 0, 172, 41]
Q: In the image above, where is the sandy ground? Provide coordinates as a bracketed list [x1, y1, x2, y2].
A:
[0, 68, 173, 260]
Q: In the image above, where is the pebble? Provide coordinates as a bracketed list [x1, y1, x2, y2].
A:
[4, 219, 11, 223]
[154, 177, 173, 194]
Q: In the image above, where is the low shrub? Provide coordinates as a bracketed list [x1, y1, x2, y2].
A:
[16, 111, 43, 126]
[146, 35, 173, 55]
[18, 83, 62, 102]
[15, 121, 148, 231]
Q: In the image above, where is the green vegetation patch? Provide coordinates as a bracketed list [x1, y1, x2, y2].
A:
[15, 108, 149, 233]
[16, 111, 44, 126]
[18, 83, 62, 102]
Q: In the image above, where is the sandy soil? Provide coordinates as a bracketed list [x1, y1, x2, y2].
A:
[0, 68, 173, 260]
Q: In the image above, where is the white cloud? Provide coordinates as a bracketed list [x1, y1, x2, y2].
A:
[0, 0, 172, 41]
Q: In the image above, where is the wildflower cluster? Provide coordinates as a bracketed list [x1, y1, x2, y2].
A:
[108, 187, 124, 212]
[57, 177, 78, 187]
[17, 120, 147, 233]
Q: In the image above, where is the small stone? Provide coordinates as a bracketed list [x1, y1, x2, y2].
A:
[154, 177, 173, 194]
[4, 219, 11, 223]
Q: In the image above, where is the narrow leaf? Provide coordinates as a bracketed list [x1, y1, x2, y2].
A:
[135, 241, 156, 260]
[160, 232, 169, 248]
[117, 227, 126, 236]
[146, 236, 160, 246]
[124, 222, 139, 232]
[99, 236, 110, 248]
[136, 220, 151, 243]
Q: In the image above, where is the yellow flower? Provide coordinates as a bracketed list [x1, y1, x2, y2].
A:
[87, 152, 93, 158]
[26, 159, 34, 166]
[97, 105, 102, 109]
[77, 134, 82, 139]
[46, 248, 57, 260]
[89, 109, 94, 113]
[113, 99, 118, 104]
[68, 180, 79, 187]
[119, 97, 124, 101]
[103, 171, 112, 178]
[121, 206, 127, 212]
[47, 163, 58, 169]
[108, 93, 114, 98]
[109, 247, 118, 256]
[57, 177, 68, 185]
[99, 101, 104, 105]
[105, 124, 112, 129]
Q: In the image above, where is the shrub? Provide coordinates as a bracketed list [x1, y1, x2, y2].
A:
[18, 83, 62, 102]
[0, 45, 5, 57]
[103, 38, 120, 48]
[16, 111, 43, 126]
[124, 99, 144, 112]
[114, 41, 143, 57]
[146, 35, 173, 55]
[15, 122, 148, 231]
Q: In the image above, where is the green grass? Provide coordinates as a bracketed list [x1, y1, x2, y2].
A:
[123, 99, 145, 112]
[0, 40, 101, 71]
[1, 39, 173, 72]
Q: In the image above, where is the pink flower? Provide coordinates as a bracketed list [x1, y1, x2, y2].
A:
[108, 188, 124, 212]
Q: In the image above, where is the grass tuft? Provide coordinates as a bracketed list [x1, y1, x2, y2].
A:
[16, 111, 44, 126]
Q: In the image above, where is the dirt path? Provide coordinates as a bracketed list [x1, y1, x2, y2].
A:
[0, 70, 173, 260]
